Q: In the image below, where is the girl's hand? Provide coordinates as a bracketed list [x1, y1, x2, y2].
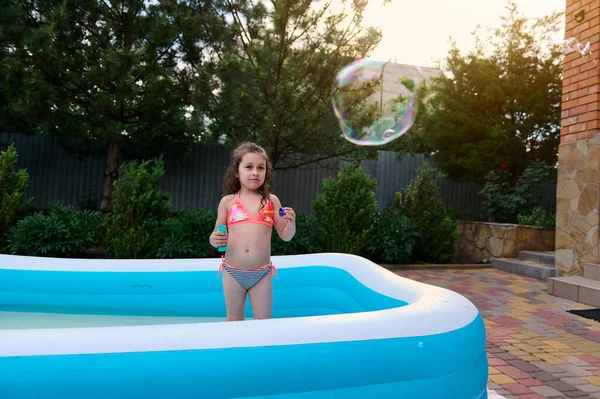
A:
[280, 207, 296, 225]
[210, 230, 228, 248]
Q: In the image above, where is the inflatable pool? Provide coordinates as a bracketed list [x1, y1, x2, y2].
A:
[0, 253, 488, 398]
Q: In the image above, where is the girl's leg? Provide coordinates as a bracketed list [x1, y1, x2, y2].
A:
[248, 273, 272, 319]
[222, 271, 247, 321]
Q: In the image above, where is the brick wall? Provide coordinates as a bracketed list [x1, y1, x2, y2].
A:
[561, 0, 600, 144]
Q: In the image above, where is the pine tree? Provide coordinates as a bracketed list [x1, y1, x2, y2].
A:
[413, 1, 562, 183]
[1, 0, 229, 211]
[210, 0, 383, 168]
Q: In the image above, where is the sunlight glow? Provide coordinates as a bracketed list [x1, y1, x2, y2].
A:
[361, 0, 566, 67]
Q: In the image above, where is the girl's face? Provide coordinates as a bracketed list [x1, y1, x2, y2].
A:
[236, 152, 267, 190]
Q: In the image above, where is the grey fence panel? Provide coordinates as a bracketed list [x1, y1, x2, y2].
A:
[0, 132, 106, 210]
[0, 132, 558, 220]
[361, 152, 483, 218]
[160, 145, 231, 212]
[271, 158, 342, 217]
[437, 177, 484, 220]
[367, 152, 426, 211]
[541, 183, 558, 214]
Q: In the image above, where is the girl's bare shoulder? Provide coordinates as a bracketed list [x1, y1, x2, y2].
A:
[219, 194, 236, 208]
[268, 193, 281, 205]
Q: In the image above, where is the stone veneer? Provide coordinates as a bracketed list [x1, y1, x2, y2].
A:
[557, 0, 600, 277]
[454, 222, 555, 264]
[555, 138, 600, 276]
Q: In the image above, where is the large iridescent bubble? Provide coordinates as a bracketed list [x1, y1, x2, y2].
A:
[332, 59, 421, 146]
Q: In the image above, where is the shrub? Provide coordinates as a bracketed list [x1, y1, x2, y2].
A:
[517, 206, 555, 228]
[313, 163, 377, 255]
[271, 212, 318, 255]
[480, 160, 554, 223]
[0, 143, 33, 251]
[364, 207, 418, 264]
[7, 202, 103, 257]
[479, 168, 513, 222]
[395, 161, 457, 263]
[104, 158, 170, 259]
[158, 209, 217, 258]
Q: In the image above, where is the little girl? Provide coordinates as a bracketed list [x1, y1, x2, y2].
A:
[209, 142, 296, 321]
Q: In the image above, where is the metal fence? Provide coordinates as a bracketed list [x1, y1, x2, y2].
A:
[0, 132, 556, 219]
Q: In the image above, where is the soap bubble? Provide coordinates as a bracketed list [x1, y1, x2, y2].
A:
[332, 59, 421, 146]
[564, 37, 590, 56]
[564, 37, 598, 73]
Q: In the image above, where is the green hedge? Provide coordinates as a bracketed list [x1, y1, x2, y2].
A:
[0, 143, 33, 252]
[8, 202, 103, 257]
[313, 163, 377, 255]
[395, 162, 457, 263]
[104, 158, 170, 259]
[158, 209, 218, 258]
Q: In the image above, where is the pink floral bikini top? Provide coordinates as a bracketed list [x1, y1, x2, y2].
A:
[227, 193, 275, 227]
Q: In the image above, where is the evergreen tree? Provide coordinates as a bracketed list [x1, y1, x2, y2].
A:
[1, 0, 229, 211]
[209, 0, 383, 168]
[408, 1, 562, 183]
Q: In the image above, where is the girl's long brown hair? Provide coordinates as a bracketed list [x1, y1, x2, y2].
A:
[223, 142, 273, 209]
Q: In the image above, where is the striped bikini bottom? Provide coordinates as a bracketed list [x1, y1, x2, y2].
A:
[218, 256, 277, 290]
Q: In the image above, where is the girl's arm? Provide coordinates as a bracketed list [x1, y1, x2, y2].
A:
[209, 196, 230, 248]
[271, 194, 296, 242]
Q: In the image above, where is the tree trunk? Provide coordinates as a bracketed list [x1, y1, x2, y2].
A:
[99, 141, 121, 213]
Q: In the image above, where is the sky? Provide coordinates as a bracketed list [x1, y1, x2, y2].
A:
[362, 0, 566, 68]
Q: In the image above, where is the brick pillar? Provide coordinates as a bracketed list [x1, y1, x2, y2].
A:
[557, 0, 600, 275]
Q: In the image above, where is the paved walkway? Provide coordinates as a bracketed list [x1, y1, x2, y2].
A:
[395, 268, 600, 399]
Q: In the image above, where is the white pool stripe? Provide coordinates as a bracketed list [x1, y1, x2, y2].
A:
[0, 253, 479, 357]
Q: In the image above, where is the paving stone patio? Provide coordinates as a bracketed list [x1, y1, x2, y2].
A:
[395, 268, 600, 399]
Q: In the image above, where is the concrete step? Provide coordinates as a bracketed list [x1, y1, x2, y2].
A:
[584, 263, 600, 281]
[548, 276, 600, 307]
[517, 251, 555, 264]
[492, 258, 559, 282]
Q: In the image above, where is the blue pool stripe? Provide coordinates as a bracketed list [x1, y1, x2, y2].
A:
[0, 315, 488, 399]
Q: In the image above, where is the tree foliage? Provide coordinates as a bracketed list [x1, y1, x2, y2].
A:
[1, 0, 391, 206]
[0, 0, 229, 210]
[480, 159, 555, 223]
[0, 143, 33, 251]
[394, 161, 457, 263]
[408, 1, 562, 183]
[379, 76, 434, 156]
[313, 163, 377, 255]
[104, 157, 170, 259]
[209, 0, 383, 168]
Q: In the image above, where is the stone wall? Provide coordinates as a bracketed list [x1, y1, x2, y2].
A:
[454, 222, 555, 264]
[555, 138, 600, 276]
[558, 0, 600, 276]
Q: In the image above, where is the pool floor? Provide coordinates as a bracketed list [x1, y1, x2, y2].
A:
[0, 311, 226, 329]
